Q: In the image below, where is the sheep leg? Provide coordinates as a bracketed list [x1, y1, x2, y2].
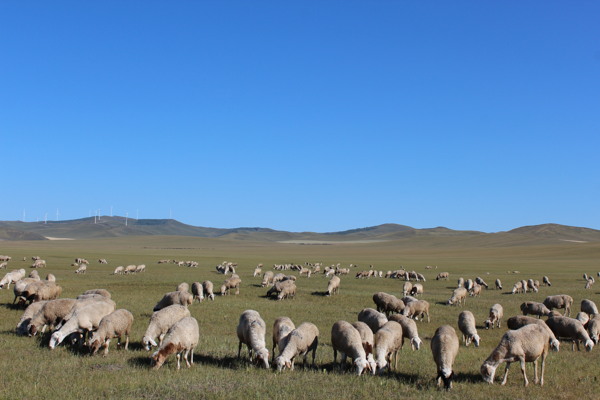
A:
[124, 335, 129, 351]
[184, 349, 191, 368]
[539, 352, 546, 386]
[501, 362, 511, 385]
[103, 339, 110, 356]
[519, 357, 529, 387]
[533, 358, 539, 384]
[176, 353, 181, 370]
[237, 341, 243, 359]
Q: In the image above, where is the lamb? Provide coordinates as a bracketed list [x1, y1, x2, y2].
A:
[153, 291, 194, 312]
[0, 268, 26, 289]
[457, 311, 480, 347]
[410, 283, 424, 296]
[16, 300, 48, 335]
[542, 276, 552, 286]
[581, 299, 598, 316]
[543, 294, 573, 317]
[545, 315, 594, 351]
[484, 304, 504, 329]
[220, 275, 241, 295]
[495, 279, 502, 290]
[331, 320, 372, 375]
[202, 280, 215, 301]
[372, 292, 405, 316]
[587, 318, 600, 344]
[431, 325, 460, 390]
[373, 321, 403, 373]
[237, 310, 269, 368]
[350, 321, 377, 372]
[520, 301, 551, 318]
[191, 282, 204, 302]
[447, 288, 467, 306]
[326, 275, 340, 296]
[275, 322, 319, 371]
[272, 317, 295, 362]
[480, 323, 559, 386]
[49, 300, 116, 349]
[261, 271, 274, 287]
[88, 309, 134, 355]
[112, 266, 124, 275]
[151, 317, 199, 370]
[28, 298, 77, 336]
[506, 315, 547, 330]
[388, 314, 423, 350]
[142, 304, 191, 350]
[358, 308, 388, 333]
[402, 300, 430, 322]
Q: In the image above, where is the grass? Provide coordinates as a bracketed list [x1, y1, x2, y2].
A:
[1, 236, 599, 399]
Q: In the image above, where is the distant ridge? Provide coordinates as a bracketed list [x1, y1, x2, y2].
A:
[0, 217, 599, 245]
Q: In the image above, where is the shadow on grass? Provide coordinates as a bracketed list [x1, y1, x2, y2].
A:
[454, 371, 483, 384]
[311, 291, 329, 297]
[1, 303, 25, 311]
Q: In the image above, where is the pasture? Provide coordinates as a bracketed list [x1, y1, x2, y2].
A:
[1, 236, 599, 399]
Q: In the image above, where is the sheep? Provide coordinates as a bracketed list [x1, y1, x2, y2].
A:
[13, 277, 40, 304]
[402, 282, 412, 297]
[545, 315, 594, 351]
[436, 272, 449, 280]
[74, 264, 87, 274]
[401, 295, 418, 305]
[112, 266, 124, 275]
[410, 283, 424, 297]
[28, 270, 40, 279]
[134, 264, 146, 273]
[388, 314, 423, 350]
[457, 311, 480, 347]
[511, 281, 523, 294]
[151, 317, 199, 370]
[49, 300, 116, 349]
[481, 323, 559, 386]
[88, 309, 134, 356]
[220, 275, 241, 296]
[372, 292, 405, 316]
[124, 265, 137, 274]
[581, 299, 598, 316]
[16, 300, 48, 335]
[527, 278, 538, 293]
[176, 282, 189, 292]
[506, 315, 547, 330]
[45, 273, 56, 282]
[416, 273, 426, 282]
[350, 321, 377, 372]
[520, 279, 529, 293]
[495, 279, 502, 290]
[331, 320, 372, 375]
[457, 277, 465, 288]
[447, 288, 467, 306]
[153, 291, 194, 312]
[202, 280, 215, 301]
[275, 322, 319, 371]
[236, 310, 269, 368]
[276, 281, 296, 300]
[191, 282, 204, 302]
[358, 308, 388, 333]
[587, 318, 600, 344]
[81, 289, 111, 299]
[253, 265, 262, 277]
[22, 281, 62, 304]
[272, 317, 295, 363]
[431, 325, 460, 390]
[0, 268, 26, 289]
[484, 304, 504, 329]
[401, 300, 430, 322]
[575, 312, 590, 328]
[142, 304, 191, 350]
[542, 276, 551, 286]
[326, 275, 340, 296]
[465, 279, 474, 291]
[585, 278, 594, 289]
[475, 277, 489, 289]
[373, 320, 403, 373]
[28, 298, 78, 336]
[520, 301, 552, 318]
[543, 295, 573, 317]
[261, 271, 274, 287]
[469, 284, 482, 297]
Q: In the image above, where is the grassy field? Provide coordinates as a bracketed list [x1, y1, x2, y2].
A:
[1, 236, 599, 399]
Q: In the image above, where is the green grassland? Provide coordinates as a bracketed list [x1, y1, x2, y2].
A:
[1, 236, 599, 399]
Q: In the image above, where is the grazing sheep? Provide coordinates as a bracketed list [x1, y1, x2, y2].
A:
[49, 300, 116, 349]
[465, 279, 474, 291]
[237, 310, 269, 368]
[45, 273, 56, 282]
[436, 272, 449, 280]
[220, 275, 241, 296]
[331, 320, 372, 375]
[153, 291, 194, 312]
[16, 300, 48, 335]
[527, 279, 538, 293]
[27, 298, 78, 336]
[447, 288, 467, 306]
[475, 277, 489, 289]
[402, 282, 412, 297]
[272, 317, 295, 363]
[74, 264, 87, 274]
[358, 308, 388, 333]
[112, 266, 124, 275]
[124, 265, 137, 274]
[134, 264, 146, 273]
[484, 304, 504, 329]
[457, 311, 480, 347]
[261, 271, 274, 287]
[545, 315, 594, 351]
[22, 281, 62, 304]
[202, 281, 215, 301]
[520, 280, 529, 293]
[373, 320, 403, 373]
[388, 314, 423, 351]
[401, 295, 418, 305]
[511, 281, 523, 294]
[151, 317, 199, 370]
[88, 309, 134, 356]
[176, 282, 189, 292]
[495, 279, 502, 290]
[0, 269, 26, 289]
[253, 265, 262, 277]
[587, 318, 600, 344]
[581, 299, 598, 316]
[275, 322, 319, 371]
[266, 280, 294, 298]
[410, 283, 424, 297]
[372, 292, 405, 316]
[81, 289, 111, 299]
[506, 315, 547, 330]
[326, 275, 341, 296]
[142, 304, 191, 350]
[575, 312, 590, 328]
[469, 283, 482, 297]
[401, 300, 430, 322]
[457, 277, 465, 288]
[350, 321, 377, 372]
[542, 276, 551, 286]
[543, 295, 573, 317]
[13, 277, 40, 304]
[431, 325, 460, 390]
[191, 282, 204, 302]
[481, 324, 559, 386]
[520, 302, 551, 318]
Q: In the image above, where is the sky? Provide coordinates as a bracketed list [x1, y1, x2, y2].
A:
[1, 1, 599, 233]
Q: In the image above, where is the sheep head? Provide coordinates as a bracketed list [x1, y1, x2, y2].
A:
[480, 361, 496, 384]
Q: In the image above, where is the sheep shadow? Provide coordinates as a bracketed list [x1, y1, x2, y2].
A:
[128, 355, 153, 368]
[2, 303, 24, 311]
[454, 371, 482, 384]
[311, 291, 329, 297]
[251, 284, 263, 288]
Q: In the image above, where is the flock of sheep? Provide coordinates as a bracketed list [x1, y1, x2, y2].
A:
[1, 255, 599, 391]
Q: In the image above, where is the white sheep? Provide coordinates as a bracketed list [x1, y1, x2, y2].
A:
[151, 316, 199, 370]
[202, 280, 215, 301]
[220, 275, 241, 296]
[350, 321, 377, 372]
[153, 291, 193, 312]
[142, 304, 191, 350]
[581, 299, 598, 316]
[272, 317, 295, 363]
[191, 282, 204, 302]
[0, 268, 26, 289]
[237, 310, 269, 368]
[431, 325, 460, 390]
[49, 300, 116, 349]
[124, 264, 137, 274]
[13, 277, 40, 304]
[447, 288, 467, 306]
[176, 282, 189, 292]
[402, 282, 412, 297]
[484, 304, 504, 329]
[134, 264, 146, 273]
[545, 315, 594, 351]
[28, 298, 77, 336]
[480, 323, 559, 386]
[372, 292, 405, 316]
[326, 275, 341, 296]
[16, 300, 48, 335]
[373, 320, 403, 373]
[520, 301, 551, 318]
[388, 314, 423, 350]
[331, 320, 372, 375]
[506, 315, 547, 330]
[457, 310, 480, 347]
[410, 283, 424, 296]
[587, 318, 600, 344]
[401, 299, 430, 322]
[494, 278, 502, 290]
[543, 295, 573, 317]
[88, 309, 134, 356]
[22, 280, 62, 304]
[112, 266, 125, 275]
[261, 271, 274, 287]
[358, 308, 388, 333]
[275, 322, 319, 371]
[542, 275, 552, 286]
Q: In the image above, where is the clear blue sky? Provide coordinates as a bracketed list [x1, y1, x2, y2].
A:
[1, 1, 599, 233]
